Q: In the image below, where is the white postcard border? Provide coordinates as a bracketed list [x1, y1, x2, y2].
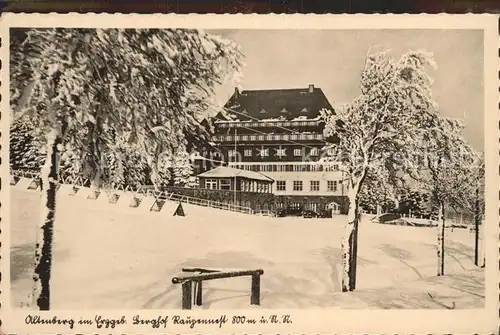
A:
[0, 13, 498, 334]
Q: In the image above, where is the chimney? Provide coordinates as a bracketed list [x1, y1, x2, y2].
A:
[308, 84, 314, 93]
[234, 87, 240, 98]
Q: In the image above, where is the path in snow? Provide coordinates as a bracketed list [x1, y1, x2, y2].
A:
[10, 189, 484, 309]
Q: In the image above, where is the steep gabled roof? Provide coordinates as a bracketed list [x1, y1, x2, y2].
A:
[219, 85, 333, 121]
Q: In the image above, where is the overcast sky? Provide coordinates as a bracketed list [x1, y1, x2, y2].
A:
[209, 29, 484, 150]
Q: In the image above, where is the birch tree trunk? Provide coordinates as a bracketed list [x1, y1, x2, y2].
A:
[341, 192, 359, 292]
[436, 202, 445, 276]
[350, 207, 360, 290]
[32, 128, 59, 310]
[474, 187, 481, 266]
[479, 221, 485, 268]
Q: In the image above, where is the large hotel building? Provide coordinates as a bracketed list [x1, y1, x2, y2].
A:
[204, 84, 349, 214]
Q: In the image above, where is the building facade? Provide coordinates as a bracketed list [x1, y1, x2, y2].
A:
[193, 166, 275, 211]
[211, 84, 349, 214]
[197, 166, 274, 193]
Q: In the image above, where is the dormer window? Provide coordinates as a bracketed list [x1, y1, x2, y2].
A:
[241, 109, 247, 114]
[260, 109, 268, 114]
[280, 108, 288, 113]
[301, 107, 308, 113]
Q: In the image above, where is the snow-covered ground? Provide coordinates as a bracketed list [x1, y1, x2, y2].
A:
[10, 188, 484, 309]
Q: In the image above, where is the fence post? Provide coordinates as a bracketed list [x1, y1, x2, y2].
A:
[181, 281, 193, 310]
[250, 274, 261, 305]
[195, 281, 203, 306]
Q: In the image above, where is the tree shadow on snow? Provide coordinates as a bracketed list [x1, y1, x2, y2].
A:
[319, 246, 342, 293]
[444, 240, 475, 262]
[134, 248, 484, 310]
[11, 243, 35, 282]
[318, 246, 380, 293]
[378, 244, 424, 279]
[422, 241, 475, 271]
[11, 242, 73, 283]
[426, 271, 485, 299]
[140, 284, 178, 309]
[11, 243, 73, 309]
[342, 276, 484, 309]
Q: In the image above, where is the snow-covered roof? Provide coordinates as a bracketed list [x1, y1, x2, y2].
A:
[190, 154, 225, 164]
[291, 115, 322, 121]
[197, 166, 274, 182]
[215, 115, 321, 124]
[219, 85, 333, 121]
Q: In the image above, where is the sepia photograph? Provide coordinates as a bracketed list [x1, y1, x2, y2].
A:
[1, 13, 498, 334]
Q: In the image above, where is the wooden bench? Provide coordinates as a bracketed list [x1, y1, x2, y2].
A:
[171, 267, 264, 309]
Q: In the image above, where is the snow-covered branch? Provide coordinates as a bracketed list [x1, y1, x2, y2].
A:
[10, 28, 244, 189]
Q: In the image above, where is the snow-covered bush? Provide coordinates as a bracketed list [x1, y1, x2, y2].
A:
[397, 190, 434, 218]
[10, 116, 45, 174]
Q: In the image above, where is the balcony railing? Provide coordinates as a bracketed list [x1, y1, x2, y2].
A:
[214, 133, 324, 142]
[228, 162, 343, 173]
[215, 120, 322, 128]
[163, 186, 273, 198]
[164, 192, 253, 214]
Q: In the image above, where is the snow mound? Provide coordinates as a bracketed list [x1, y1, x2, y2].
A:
[383, 217, 472, 230]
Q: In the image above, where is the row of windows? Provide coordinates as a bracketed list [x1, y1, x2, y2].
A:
[228, 147, 321, 158]
[216, 120, 320, 129]
[205, 178, 232, 190]
[215, 133, 324, 142]
[276, 180, 347, 192]
[204, 178, 346, 193]
[205, 178, 272, 193]
[232, 163, 340, 172]
[240, 179, 272, 193]
[275, 202, 341, 213]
